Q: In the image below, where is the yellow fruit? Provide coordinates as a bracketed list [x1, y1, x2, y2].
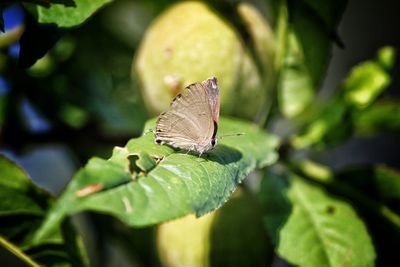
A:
[156, 188, 272, 267]
[134, 1, 275, 119]
[135, 1, 241, 115]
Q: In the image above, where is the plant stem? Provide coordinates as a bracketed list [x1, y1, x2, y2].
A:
[0, 236, 41, 267]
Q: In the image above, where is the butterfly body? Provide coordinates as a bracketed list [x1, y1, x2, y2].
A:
[155, 77, 220, 155]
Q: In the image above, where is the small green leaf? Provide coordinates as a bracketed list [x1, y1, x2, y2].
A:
[375, 166, 400, 201]
[377, 46, 396, 70]
[33, 117, 279, 244]
[291, 99, 348, 148]
[340, 46, 394, 109]
[341, 62, 390, 109]
[37, 0, 113, 27]
[355, 100, 400, 134]
[260, 168, 376, 267]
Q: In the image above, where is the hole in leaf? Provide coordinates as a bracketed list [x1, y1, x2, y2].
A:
[127, 152, 158, 177]
[128, 155, 141, 174]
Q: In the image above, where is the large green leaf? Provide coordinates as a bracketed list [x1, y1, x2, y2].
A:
[259, 168, 375, 267]
[0, 155, 88, 266]
[0, 154, 55, 245]
[33, 117, 279, 243]
[36, 0, 113, 27]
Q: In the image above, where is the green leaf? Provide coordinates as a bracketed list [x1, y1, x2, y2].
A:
[355, 100, 400, 134]
[291, 99, 349, 148]
[377, 46, 396, 70]
[375, 166, 400, 201]
[340, 46, 394, 109]
[37, 0, 113, 27]
[259, 168, 376, 267]
[33, 117, 279, 243]
[0, 155, 52, 219]
[341, 62, 390, 109]
[0, 155, 88, 266]
[280, 179, 375, 266]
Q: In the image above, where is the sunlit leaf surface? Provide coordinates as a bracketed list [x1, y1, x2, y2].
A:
[37, 0, 113, 27]
[33, 117, 279, 243]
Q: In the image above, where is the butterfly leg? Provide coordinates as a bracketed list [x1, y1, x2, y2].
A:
[185, 144, 196, 155]
[198, 147, 204, 158]
[185, 149, 191, 155]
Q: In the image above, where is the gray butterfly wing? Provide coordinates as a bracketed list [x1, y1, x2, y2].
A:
[155, 78, 218, 154]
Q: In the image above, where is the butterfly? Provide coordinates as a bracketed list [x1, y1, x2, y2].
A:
[154, 77, 220, 155]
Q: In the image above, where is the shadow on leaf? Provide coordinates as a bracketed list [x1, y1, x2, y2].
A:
[203, 144, 243, 165]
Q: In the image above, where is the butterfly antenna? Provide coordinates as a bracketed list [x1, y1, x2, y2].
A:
[219, 133, 245, 140]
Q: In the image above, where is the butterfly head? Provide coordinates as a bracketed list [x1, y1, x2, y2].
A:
[211, 137, 217, 147]
[210, 119, 218, 149]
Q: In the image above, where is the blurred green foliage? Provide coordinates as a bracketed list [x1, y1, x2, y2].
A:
[0, 0, 399, 266]
[0, 155, 88, 266]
